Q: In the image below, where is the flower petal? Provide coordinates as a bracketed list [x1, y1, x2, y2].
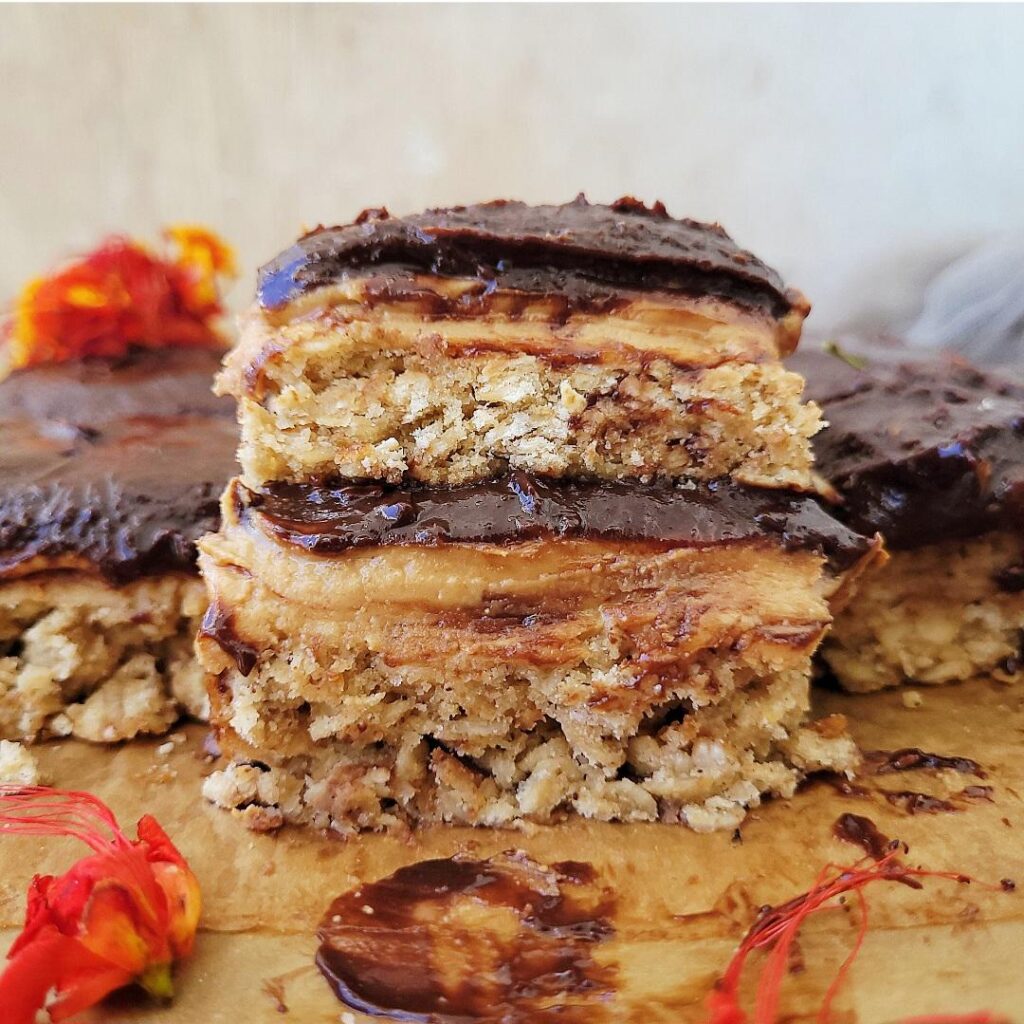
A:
[0, 924, 132, 1024]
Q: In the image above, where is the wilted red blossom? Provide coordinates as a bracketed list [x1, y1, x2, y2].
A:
[705, 848, 1010, 1024]
[2, 224, 235, 374]
[0, 786, 201, 1023]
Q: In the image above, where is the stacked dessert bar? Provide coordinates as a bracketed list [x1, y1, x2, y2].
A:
[795, 344, 1024, 691]
[198, 198, 879, 833]
[0, 231, 237, 743]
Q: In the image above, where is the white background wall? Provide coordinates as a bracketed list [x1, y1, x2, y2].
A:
[2, 3, 1023, 333]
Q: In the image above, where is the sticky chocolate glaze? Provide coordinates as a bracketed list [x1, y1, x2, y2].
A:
[833, 813, 895, 861]
[236, 471, 873, 571]
[793, 346, 1024, 550]
[0, 349, 238, 584]
[863, 747, 986, 778]
[257, 195, 798, 317]
[316, 854, 615, 1022]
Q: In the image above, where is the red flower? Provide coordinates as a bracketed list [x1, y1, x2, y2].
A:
[705, 847, 1011, 1024]
[0, 787, 201, 1023]
[1, 225, 235, 375]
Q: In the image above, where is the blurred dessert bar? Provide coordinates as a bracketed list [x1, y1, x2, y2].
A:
[199, 198, 879, 834]
[0, 230, 237, 742]
[795, 344, 1024, 691]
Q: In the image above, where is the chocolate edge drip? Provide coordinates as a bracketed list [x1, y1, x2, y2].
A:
[200, 601, 260, 676]
[233, 473, 872, 571]
[257, 197, 794, 316]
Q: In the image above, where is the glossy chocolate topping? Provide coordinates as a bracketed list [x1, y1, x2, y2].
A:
[235, 471, 872, 570]
[794, 347, 1024, 549]
[0, 348, 237, 583]
[316, 853, 615, 1022]
[257, 195, 797, 317]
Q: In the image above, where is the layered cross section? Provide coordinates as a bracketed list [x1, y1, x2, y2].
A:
[200, 197, 879, 833]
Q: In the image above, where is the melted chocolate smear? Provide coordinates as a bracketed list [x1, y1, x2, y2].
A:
[237, 472, 872, 571]
[315, 852, 616, 1022]
[792, 348, 1024, 550]
[961, 785, 995, 802]
[258, 196, 795, 317]
[820, 774, 872, 799]
[199, 602, 260, 676]
[833, 813, 899, 861]
[261, 978, 288, 1014]
[883, 791, 959, 815]
[865, 748, 986, 779]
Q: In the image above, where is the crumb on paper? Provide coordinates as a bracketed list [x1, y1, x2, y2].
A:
[0, 740, 42, 785]
[156, 741, 175, 758]
[902, 690, 924, 709]
[144, 762, 178, 784]
[341, 1014, 356, 1024]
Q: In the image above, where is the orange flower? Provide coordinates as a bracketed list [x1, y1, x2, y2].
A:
[2, 225, 236, 374]
[0, 786, 201, 1023]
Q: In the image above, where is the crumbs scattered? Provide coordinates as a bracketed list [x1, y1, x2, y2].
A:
[901, 689, 924, 709]
[144, 762, 178, 784]
[156, 741, 175, 758]
[0, 740, 42, 785]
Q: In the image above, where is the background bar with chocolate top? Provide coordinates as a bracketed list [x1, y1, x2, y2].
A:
[795, 343, 1024, 692]
[0, 230, 237, 743]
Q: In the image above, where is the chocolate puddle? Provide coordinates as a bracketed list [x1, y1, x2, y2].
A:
[315, 853, 616, 1022]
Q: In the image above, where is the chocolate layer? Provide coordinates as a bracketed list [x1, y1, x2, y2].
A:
[234, 471, 872, 570]
[0, 348, 238, 583]
[257, 196, 800, 318]
[794, 346, 1024, 549]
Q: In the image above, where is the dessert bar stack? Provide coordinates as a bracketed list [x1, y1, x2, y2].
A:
[198, 198, 879, 833]
[795, 346, 1024, 691]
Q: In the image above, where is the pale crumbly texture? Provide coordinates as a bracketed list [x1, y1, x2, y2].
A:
[203, 671, 857, 835]
[0, 573, 210, 743]
[0, 739, 41, 785]
[197, 518, 862, 833]
[234, 346, 821, 490]
[221, 284, 821, 491]
[821, 531, 1024, 692]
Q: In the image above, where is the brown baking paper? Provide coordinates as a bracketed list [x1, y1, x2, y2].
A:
[1, 678, 1022, 1022]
